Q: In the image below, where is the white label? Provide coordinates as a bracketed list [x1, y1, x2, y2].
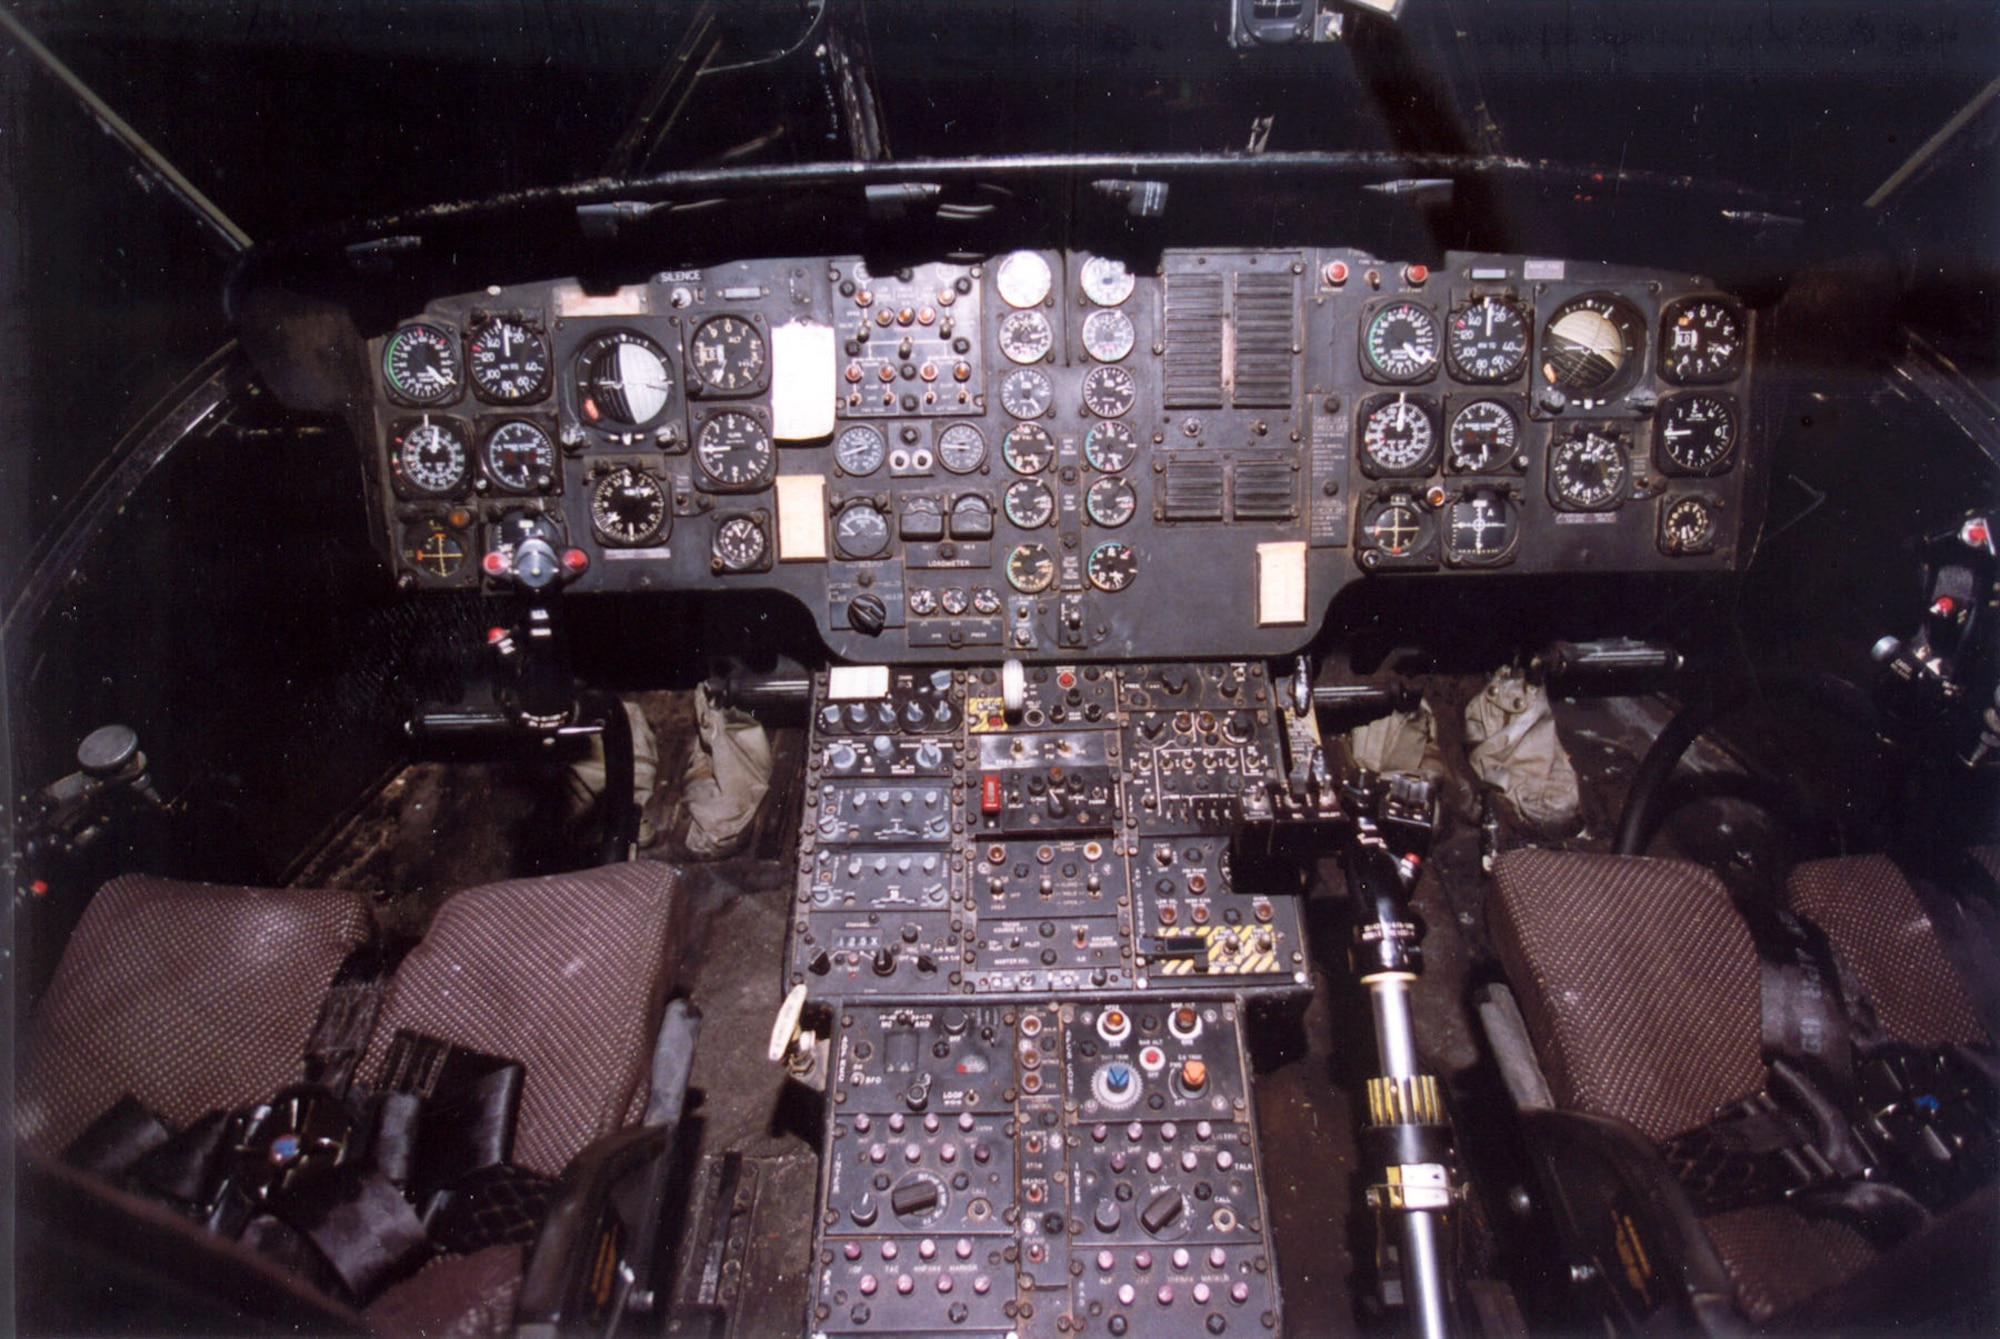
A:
[826, 665, 890, 700]
[771, 321, 837, 441]
[551, 282, 651, 316]
[1256, 541, 1309, 626]
[775, 474, 828, 561]
[1522, 259, 1566, 281]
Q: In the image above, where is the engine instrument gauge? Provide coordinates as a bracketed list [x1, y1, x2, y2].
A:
[711, 514, 770, 573]
[998, 310, 1054, 364]
[1081, 309, 1136, 362]
[941, 587, 972, 616]
[1006, 542, 1056, 593]
[1659, 298, 1746, 384]
[972, 586, 1002, 615]
[1087, 542, 1138, 592]
[1000, 367, 1055, 419]
[467, 318, 551, 403]
[908, 588, 939, 617]
[1446, 400, 1521, 474]
[482, 420, 557, 492]
[694, 411, 775, 490]
[1445, 490, 1518, 565]
[1360, 394, 1439, 476]
[1362, 302, 1441, 383]
[938, 422, 988, 474]
[1003, 422, 1055, 474]
[1004, 479, 1056, 529]
[382, 323, 461, 405]
[575, 330, 674, 427]
[1085, 420, 1138, 472]
[590, 466, 669, 546]
[1446, 297, 1530, 383]
[1081, 255, 1137, 307]
[834, 424, 886, 476]
[688, 314, 767, 395]
[391, 417, 470, 496]
[996, 251, 1053, 309]
[1086, 477, 1137, 527]
[1360, 496, 1427, 558]
[833, 503, 891, 560]
[1540, 294, 1645, 401]
[1548, 425, 1631, 510]
[1081, 365, 1137, 418]
[1660, 495, 1719, 555]
[402, 518, 468, 578]
[1656, 393, 1738, 475]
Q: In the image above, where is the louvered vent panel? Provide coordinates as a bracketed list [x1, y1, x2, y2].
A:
[1253, 1, 1306, 15]
[1163, 272, 1226, 408]
[1161, 459, 1227, 521]
[1232, 272, 1297, 407]
[1232, 460, 1298, 520]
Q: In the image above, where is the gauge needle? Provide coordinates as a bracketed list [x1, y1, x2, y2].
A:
[1663, 426, 1689, 438]
[1398, 343, 1424, 363]
[1484, 303, 1494, 336]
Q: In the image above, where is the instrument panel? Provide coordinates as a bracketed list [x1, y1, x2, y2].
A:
[363, 249, 1757, 661]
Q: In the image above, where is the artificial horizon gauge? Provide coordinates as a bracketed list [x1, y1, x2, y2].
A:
[574, 330, 674, 427]
[1003, 422, 1055, 474]
[1540, 293, 1646, 401]
[1360, 495, 1427, 558]
[1086, 541, 1139, 592]
[693, 410, 775, 490]
[1000, 367, 1055, 419]
[382, 322, 461, 405]
[1082, 308, 1137, 362]
[1005, 479, 1056, 529]
[390, 417, 470, 495]
[1006, 542, 1056, 593]
[466, 317, 552, 403]
[1446, 297, 1530, 383]
[1082, 365, 1138, 418]
[401, 517, 468, 578]
[995, 250, 1054, 309]
[687, 314, 767, 395]
[1080, 254, 1137, 306]
[1085, 420, 1138, 472]
[1086, 476, 1137, 527]
[1446, 399, 1520, 473]
[1548, 425, 1631, 510]
[589, 466, 669, 546]
[481, 420, 557, 492]
[1659, 297, 1747, 384]
[937, 422, 988, 474]
[1660, 494, 1719, 554]
[1362, 301, 1441, 382]
[1360, 394, 1439, 475]
[1444, 490, 1518, 565]
[998, 309, 1055, 364]
[710, 514, 770, 573]
[833, 501, 892, 559]
[1656, 392, 1739, 474]
[834, 424, 886, 476]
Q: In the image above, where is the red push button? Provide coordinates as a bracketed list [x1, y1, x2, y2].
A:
[981, 774, 1003, 813]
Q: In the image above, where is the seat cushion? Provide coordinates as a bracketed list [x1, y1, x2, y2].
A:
[359, 863, 687, 1178]
[18, 876, 373, 1156]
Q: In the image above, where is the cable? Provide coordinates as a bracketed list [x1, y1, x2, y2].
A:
[697, 0, 829, 77]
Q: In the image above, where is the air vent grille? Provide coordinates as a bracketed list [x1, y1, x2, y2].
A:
[1161, 459, 1227, 521]
[1252, 1, 1307, 19]
[1232, 460, 1298, 520]
[1232, 272, 1297, 407]
[1163, 272, 1226, 408]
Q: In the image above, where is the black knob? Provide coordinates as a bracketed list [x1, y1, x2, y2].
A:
[848, 593, 888, 635]
[1094, 1199, 1124, 1232]
[850, 1193, 878, 1226]
[76, 724, 140, 778]
[872, 946, 898, 976]
[891, 1177, 940, 1218]
[1141, 1189, 1185, 1236]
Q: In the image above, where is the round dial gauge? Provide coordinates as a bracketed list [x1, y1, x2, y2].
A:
[999, 310, 1055, 364]
[1086, 476, 1137, 527]
[590, 466, 668, 546]
[711, 515, 769, 573]
[1004, 479, 1056, 529]
[1446, 400, 1520, 474]
[834, 424, 886, 476]
[1660, 298, 1747, 384]
[833, 503, 891, 560]
[1361, 395, 1438, 475]
[1003, 422, 1055, 474]
[937, 422, 988, 474]
[482, 420, 557, 492]
[995, 251, 1054, 309]
[1362, 498, 1425, 557]
[1446, 298, 1529, 384]
[1657, 393, 1738, 474]
[1080, 255, 1137, 307]
[1661, 495, 1718, 554]
[1085, 420, 1138, 472]
[575, 330, 674, 427]
[391, 417, 470, 495]
[1445, 491, 1517, 564]
[467, 318, 552, 403]
[1541, 294, 1646, 399]
[907, 588, 939, 617]
[941, 587, 971, 616]
[1082, 309, 1136, 362]
[1087, 542, 1138, 593]
[694, 411, 775, 490]
[1000, 367, 1055, 419]
[1549, 427, 1631, 510]
[1363, 302, 1441, 382]
[383, 323, 461, 405]
[1006, 542, 1056, 593]
[1081, 365, 1137, 418]
[402, 518, 467, 578]
[688, 314, 767, 395]
[972, 586, 1003, 615]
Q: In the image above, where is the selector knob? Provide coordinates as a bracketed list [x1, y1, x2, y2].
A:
[848, 593, 888, 636]
[914, 740, 943, 769]
[851, 1193, 879, 1227]
[1093, 1199, 1124, 1232]
[828, 742, 859, 771]
[904, 700, 927, 727]
[872, 947, 898, 977]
